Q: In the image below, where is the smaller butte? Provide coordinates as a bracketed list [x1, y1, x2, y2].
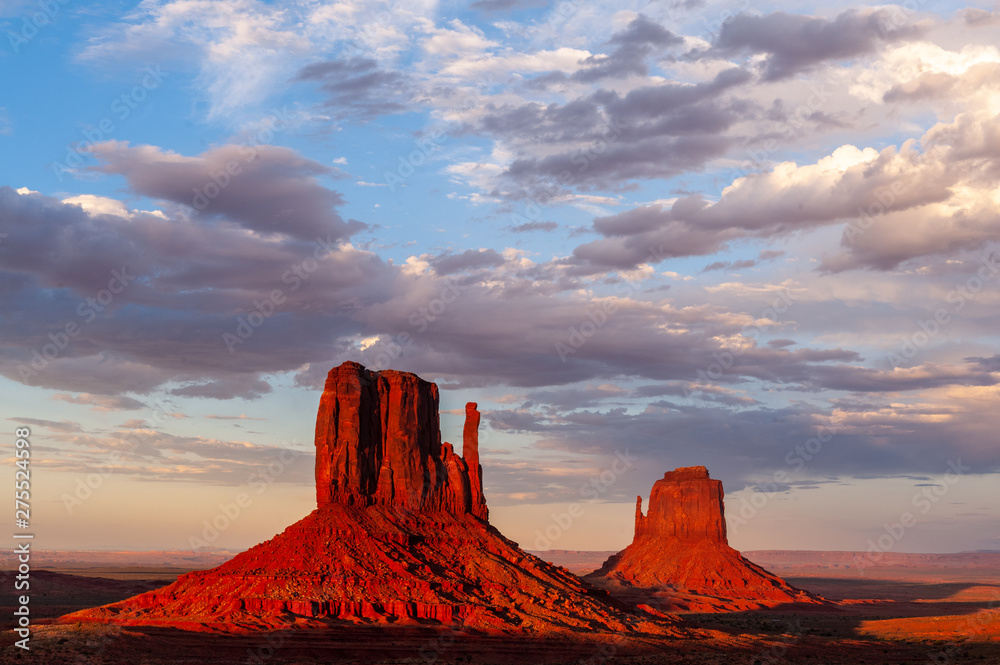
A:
[586, 466, 823, 611]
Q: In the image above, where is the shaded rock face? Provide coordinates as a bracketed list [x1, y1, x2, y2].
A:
[65, 362, 679, 638]
[589, 466, 819, 606]
[315, 361, 487, 519]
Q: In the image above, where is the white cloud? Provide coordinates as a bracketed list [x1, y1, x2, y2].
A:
[62, 194, 167, 219]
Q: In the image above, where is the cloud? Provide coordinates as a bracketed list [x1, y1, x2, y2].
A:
[294, 57, 412, 121]
[78, 0, 311, 120]
[507, 221, 558, 233]
[572, 15, 682, 83]
[7, 5, 1000, 513]
[87, 141, 365, 242]
[469, 0, 548, 12]
[430, 249, 505, 275]
[567, 109, 1000, 273]
[38, 424, 313, 486]
[882, 61, 1000, 103]
[703, 259, 756, 272]
[52, 393, 147, 411]
[713, 8, 927, 81]
[457, 66, 752, 198]
[484, 380, 1000, 502]
[0, 183, 396, 397]
[961, 8, 999, 27]
[8, 417, 84, 433]
[170, 377, 273, 400]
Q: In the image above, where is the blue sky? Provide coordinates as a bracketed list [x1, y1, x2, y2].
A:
[2, 0, 1000, 554]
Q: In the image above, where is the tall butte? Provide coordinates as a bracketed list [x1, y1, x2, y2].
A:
[586, 466, 821, 611]
[313, 363, 487, 519]
[65, 362, 680, 638]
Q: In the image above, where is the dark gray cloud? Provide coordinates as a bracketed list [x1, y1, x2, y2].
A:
[88, 142, 365, 242]
[573, 15, 682, 83]
[703, 258, 756, 272]
[507, 221, 558, 233]
[966, 354, 1000, 372]
[713, 8, 926, 81]
[469, 0, 549, 11]
[295, 57, 412, 121]
[430, 248, 505, 275]
[961, 8, 999, 26]
[0, 184, 398, 398]
[5, 178, 993, 410]
[571, 204, 741, 271]
[459, 67, 752, 197]
[170, 377, 273, 400]
[485, 389, 1000, 504]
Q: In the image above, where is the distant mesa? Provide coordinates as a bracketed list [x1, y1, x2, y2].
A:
[64, 361, 681, 638]
[586, 466, 822, 611]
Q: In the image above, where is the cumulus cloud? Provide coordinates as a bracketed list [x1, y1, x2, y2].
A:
[87, 141, 365, 242]
[713, 8, 927, 81]
[571, 15, 682, 83]
[565, 109, 1000, 273]
[8, 2, 1000, 515]
[452, 65, 752, 199]
[430, 248, 505, 275]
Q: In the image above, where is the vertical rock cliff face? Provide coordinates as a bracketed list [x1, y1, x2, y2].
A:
[589, 466, 819, 607]
[634, 466, 726, 543]
[66, 362, 669, 637]
[314, 361, 487, 519]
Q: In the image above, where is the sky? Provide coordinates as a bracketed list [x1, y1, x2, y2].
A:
[1, 0, 999, 556]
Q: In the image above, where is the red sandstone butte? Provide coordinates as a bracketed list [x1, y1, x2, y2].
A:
[64, 362, 680, 638]
[314, 363, 487, 519]
[587, 466, 820, 609]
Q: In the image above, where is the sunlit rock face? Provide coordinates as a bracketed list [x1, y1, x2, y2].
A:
[64, 362, 681, 638]
[314, 361, 487, 519]
[588, 466, 820, 606]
